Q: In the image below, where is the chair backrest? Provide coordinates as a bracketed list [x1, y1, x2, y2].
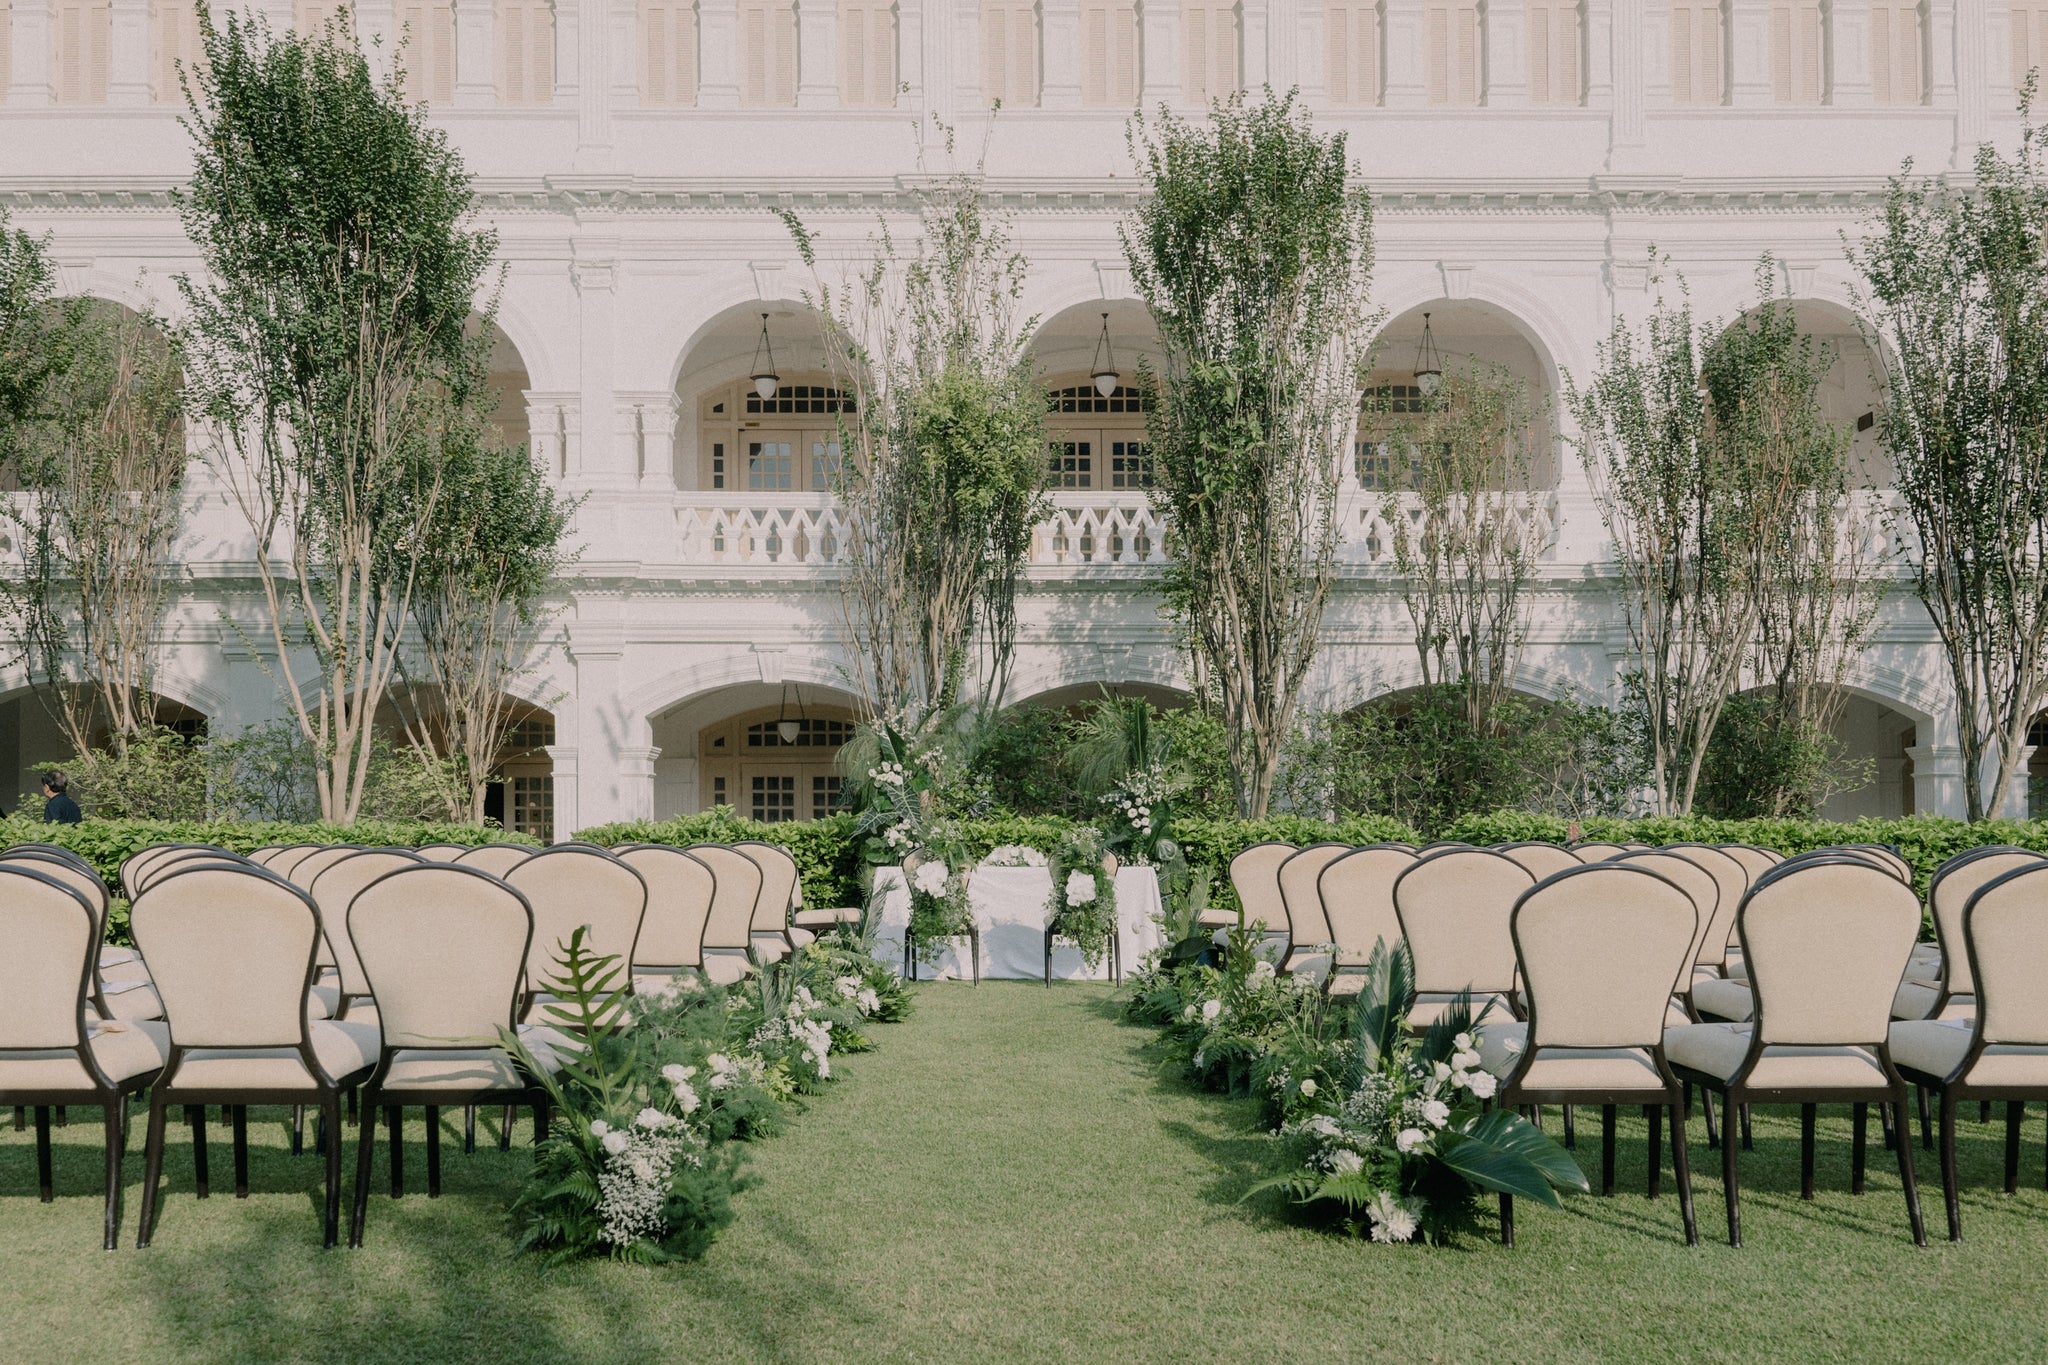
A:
[0, 849, 109, 917]
[1653, 843, 1749, 965]
[1393, 849, 1537, 996]
[119, 843, 213, 899]
[1569, 841, 1631, 863]
[413, 843, 473, 862]
[1496, 843, 1580, 881]
[1964, 863, 2048, 1045]
[245, 845, 289, 867]
[1612, 850, 1721, 981]
[733, 841, 801, 936]
[308, 849, 427, 996]
[617, 846, 717, 968]
[1317, 846, 1414, 962]
[1716, 845, 1782, 895]
[1513, 863, 1699, 1051]
[1228, 842, 1295, 932]
[1740, 857, 1921, 1046]
[280, 843, 358, 890]
[686, 844, 765, 952]
[1928, 848, 2045, 997]
[350, 865, 532, 1052]
[505, 846, 648, 992]
[1276, 843, 1351, 949]
[6, 841, 92, 870]
[454, 843, 538, 878]
[135, 849, 253, 895]
[131, 865, 319, 1049]
[0, 864, 97, 1050]
[1774, 845, 1896, 881]
[1843, 843, 1915, 885]
[264, 844, 325, 880]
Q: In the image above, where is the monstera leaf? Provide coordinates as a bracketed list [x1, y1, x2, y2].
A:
[1434, 1108, 1591, 1208]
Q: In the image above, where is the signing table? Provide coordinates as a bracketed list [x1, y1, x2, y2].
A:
[870, 864, 1164, 981]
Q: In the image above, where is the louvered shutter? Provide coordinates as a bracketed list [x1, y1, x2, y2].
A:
[499, 0, 554, 104]
[1425, 0, 1477, 105]
[1182, 0, 1236, 101]
[53, 0, 110, 102]
[982, 0, 1038, 106]
[1080, 0, 1137, 105]
[396, 1, 455, 101]
[1770, 0, 1823, 103]
[154, 0, 204, 103]
[643, 0, 699, 104]
[1325, 0, 1380, 106]
[739, 0, 795, 105]
[1526, 0, 1578, 105]
[838, 0, 894, 106]
[1871, 1, 1921, 105]
[1670, 1, 1723, 105]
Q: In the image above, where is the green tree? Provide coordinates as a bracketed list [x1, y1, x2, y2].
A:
[174, 11, 498, 820]
[1123, 90, 1377, 817]
[1851, 123, 2048, 820]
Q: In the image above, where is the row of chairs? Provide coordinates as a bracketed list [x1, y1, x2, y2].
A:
[1, 837, 851, 1250]
[1227, 837, 2044, 1246]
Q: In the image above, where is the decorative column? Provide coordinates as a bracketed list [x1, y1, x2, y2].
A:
[109, 0, 150, 105]
[1728, 0, 1773, 105]
[8, 0, 55, 105]
[797, 0, 837, 106]
[563, 613, 637, 832]
[1041, 0, 1083, 106]
[1830, 0, 1874, 103]
[1482, 0, 1527, 105]
[1382, 0, 1428, 106]
[544, 744, 579, 840]
[572, 246, 623, 490]
[1601, 0, 1648, 168]
[1641, 0, 1671, 106]
[624, 393, 681, 491]
[455, 0, 498, 106]
[1141, 0, 1179, 107]
[1906, 740, 1968, 818]
[609, 0, 640, 106]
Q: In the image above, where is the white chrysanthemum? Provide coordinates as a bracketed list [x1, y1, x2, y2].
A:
[1395, 1127, 1428, 1154]
[660, 1063, 693, 1084]
[589, 1119, 610, 1137]
[602, 1130, 631, 1156]
[1299, 1077, 1318, 1098]
[1201, 998, 1222, 1022]
[636, 1106, 675, 1130]
[1466, 1071, 1497, 1100]
[672, 1080, 701, 1113]
[1328, 1149, 1365, 1176]
[1065, 870, 1098, 906]
[1248, 959, 1277, 987]
[912, 860, 950, 896]
[1369, 1191, 1422, 1243]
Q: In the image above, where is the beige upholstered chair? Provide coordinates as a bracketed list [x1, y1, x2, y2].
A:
[346, 863, 562, 1248]
[1569, 841, 1631, 863]
[1225, 842, 1296, 956]
[1890, 860, 2048, 1240]
[307, 850, 428, 1023]
[118, 843, 216, 900]
[1658, 844, 1750, 974]
[412, 843, 474, 862]
[0, 849, 158, 1025]
[452, 843, 537, 878]
[1482, 862, 1701, 1246]
[1275, 843, 1352, 984]
[686, 844, 767, 986]
[0, 864, 170, 1249]
[1316, 845, 1415, 993]
[1895, 848, 2044, 1024]
[733, 840, 802, 963]
[263, 845, 326, 882]
[504, 847, 648, 1021]
[1393, 849, 1537, 1028]
[1665, 856, 1927, 1247]
[131, 847, 249, 897]
[280, 845, 358, 891]
[618, 846, 717, 988]
[1845, 843, 1915, 885]
[131, 864, 380, 1248]
[244, 845, 290, 867]
[1497, 843, 1580, 881]
[1610, 851, 1720, 1014]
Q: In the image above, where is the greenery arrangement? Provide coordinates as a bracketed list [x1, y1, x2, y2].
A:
[1043, 825, 1118, 969]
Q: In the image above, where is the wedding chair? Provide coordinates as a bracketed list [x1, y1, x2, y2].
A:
[1893, 849, 2043, 1024]
[1315, 845, 1415, 994]
[1044, 852, 1123, 986]
[504, 847, 648, 1022]
[687, 844, 768, 986]
[1665, 856, 1927, 1247]
[306, 850, 428, 1024]
[1496, 843, 1580, 881]
[131, 863, 380, 1249]
[1482, 861, 1700, 1247]
[245, 845, 290, 867]
[453, 843, 538, 877]
[1657, 845, 1750, 975]
[135, 848, 256, 895]
[412, 843, 475, 862]
[733, 840, 803, 963]
[1392, 848, 1537, 1028]
[1225, 842, 1296, 959]
[1275, 843, 1352, 984]
[346, 863, 564, 1247]
[1569, 842, 1631, 863]
[617, 845, 717, 988]
[0, 864, 169, 1249]
[6, 841, 93, 869]
[1889, 859, 2048, 1240]
[1609, 850, 1720, 1017]
[900, 851, 981, 985]
[263, 845, 327, 881]
[1844, 843, 1915, 885]
[119, 844, 207, 900]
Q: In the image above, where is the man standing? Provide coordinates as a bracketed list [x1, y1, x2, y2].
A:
[41, 771, 82, 825]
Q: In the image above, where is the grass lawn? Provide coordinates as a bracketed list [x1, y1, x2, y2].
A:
[5, 983, 2048, 1362]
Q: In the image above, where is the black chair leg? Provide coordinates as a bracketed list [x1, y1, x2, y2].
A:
[533, 1100, 549, 1144]
[321, 1095, 343, 1250]
[426, 1105, 442, 1198]
[1800, 1103, 1817, 1199]
[34, 1107, 54, 1202]
[1670, 1098, 1698, 1246]
[102, 1097, 126, 1252]
[1938, 1091, 1963, 1241]
[1721, 1105, 1742, 1247]
[1601, 1104, 1617, 1196]
[291, 1104, 304, 1156]
[190, 1104, 209, 1199]
[1852, 1102, 1868, 1194]
[1982, 1100, 1993, 1124]
[387, 1106, 404, 1199]
[349, 1091, 378, 1249]
[1918, 1085, 1934, 1150]
[2006, 1100, 2024, 1195]
[1897, 1098, 1928, 1247]
[232, 1106, 250, 1199]
[1702, 1088, 1720, 1149]
[1499, 1191, 1514, 1248]
[464, 1104, 476, 1154]
[1739, 1104, 1753, 1151]
[12, 1105, 22, 1131]
[1880, 1098, 1897, 1150]
[136, 1094, 168, 1248]
[1563, 1103, 1576, 1149]
[1044, 930, 1052, 990]
[1646, 1104, 1662, 1198]
[499, 1104, 513, 1151]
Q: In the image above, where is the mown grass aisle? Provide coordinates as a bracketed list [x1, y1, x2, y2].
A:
[6, 984, 2048, 1361]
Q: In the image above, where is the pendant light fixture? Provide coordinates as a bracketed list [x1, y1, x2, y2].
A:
[750, 313, 781, 401]
[775, 681, 805, 745]
[1412, 312, 1443, 398]
[1090, 312, 1120, 399]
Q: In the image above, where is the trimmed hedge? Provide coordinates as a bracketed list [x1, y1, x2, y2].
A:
[576, 811, 869, 911]
[1171, 814, 1420, 912]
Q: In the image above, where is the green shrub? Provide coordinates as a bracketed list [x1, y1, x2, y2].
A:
[576, 810, 868, 911]
[1174, 814, 1419, 913]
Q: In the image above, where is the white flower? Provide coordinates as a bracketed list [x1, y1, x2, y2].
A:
[1248, 959, 1276, 988]
[1308, 1115, 1342, 1138]
[835, 974, 862, 1000]
[1395, 1127, 1428, 1154]
[1328, 1149, 1364, 1176]
[857, 988, 880, 1013]
[1453, 1032, 1473, 1052]
[1433, 1062, 1452, 1082]
[912, 860, 950, 897]
[1421, 1099, 1450, 1129]
[1452, 1049, 1483, 1073]
[1298, 1077, 1318, 1098]
[1200, 998, 1222, 1022]
[1466, 1071, 1497, 1100]
[589, 1119, 610, 1137]
[660, 1063, 695, 1084]
[602, 1130, 631, 1156]
[1065, 870, 1098, 906]
[636, 1106, 676, 1130]
[1369, 1191, 1422, 1244]
[672, 1080, 701, 1114]
[1181, 1003, 1197, 1022]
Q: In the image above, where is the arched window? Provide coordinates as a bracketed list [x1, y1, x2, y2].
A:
[395, 0, 457, 102]
[1769, 0, 1824, 104]
[739, 0, 798, 106]
[1079, 0, 1138, 106]
[838, 0, 897, 105]
[498, 0, 556, 105]
[1324, 0, 1381, 107]
[1669, 0, 1724, 105]
[642, 0, 701, 105]
[1181, 0, 1238, 103]
[1525, 0, 1580, 106]
[1045, 380, 1153, 492]
[697, 377, 855, 491]
[982, 0, 1039, 107]
[51, 0, 111, 104]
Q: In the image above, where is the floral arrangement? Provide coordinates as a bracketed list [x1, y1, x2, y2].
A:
[982, 843, 1048, 867]
[1251, 941, 1588, 1243]
[1150, 923, 1323, 1097]
[851, 718, 980, 963]
[1043, 824, 1120, 969]
[1101, 760, 1181, 863]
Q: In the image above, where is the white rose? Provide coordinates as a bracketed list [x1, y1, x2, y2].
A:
[1328, 1149, 1364, 1176]
[1395, 1127, 1428, 1154]
[1433, 1062, 1452, 1082]
[912, 860, 950, 896]
[602, 1130, 630, 1156]
[1299, 1077, 1318, 1098]
[1422, 1100, 1450, 1129]
[588, 1119, 609, 1137]
[1453, 1032, 1474, 1051]
[1466, 1071, 1498, 1100]
[1452, 1049, 1482, 1073]
[1065, 870, 1098, 906]
[1201, 998, 1222, 1022]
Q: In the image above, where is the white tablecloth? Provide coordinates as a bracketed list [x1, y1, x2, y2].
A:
[871, 865, 1164, 981]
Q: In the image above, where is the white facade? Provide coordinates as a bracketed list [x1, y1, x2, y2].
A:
[0, 0, 2031, 832]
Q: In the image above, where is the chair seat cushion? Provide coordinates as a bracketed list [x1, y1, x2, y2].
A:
[1692, 977, 1755, 1022]
[1665, 1022, 1888, 1089]
[1408, 993, 1511, 1031]
[307, 983, 341, 1021]
[100, 946, 142, 967]
[787, 927, 817, 950]
[701, 950, 752, 987]
[0, 1021, 169, 1094]
[1890, 1020, 2048, 1087]
[1477, 1023, 1669, 1092]
[99, 979, 165, 1022]
[379, 1046, 540, 1093]
[1891, 981, 1972, 1022]
[167, 1019, 380, 1093]
[792, 907, 860, 929]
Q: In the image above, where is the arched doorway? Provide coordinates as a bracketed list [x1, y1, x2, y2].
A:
[672, 303, 840, 493]
[1028, 300, 1163, 494]
[1360, 301, 1561, 492]
[649, 680, 863, 820]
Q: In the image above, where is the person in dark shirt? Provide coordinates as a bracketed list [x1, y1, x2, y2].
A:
[41, 770, 83, 825]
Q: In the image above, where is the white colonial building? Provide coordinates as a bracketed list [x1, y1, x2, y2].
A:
[0, 0, 2034, 834]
